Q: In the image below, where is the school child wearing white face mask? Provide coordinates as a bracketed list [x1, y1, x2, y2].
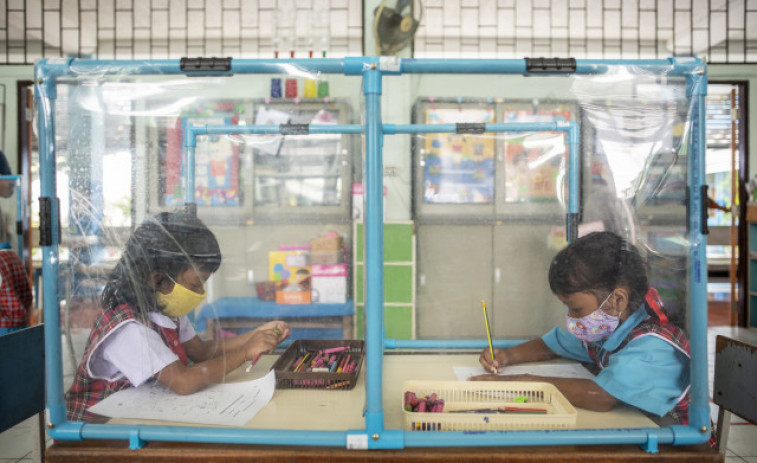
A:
[66, 211, 291, 422]
[473, 231, 691, 427]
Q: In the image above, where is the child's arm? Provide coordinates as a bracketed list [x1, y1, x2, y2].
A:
[156, 327, 282, 395]
[479, 338, 558, 373]
[184, 321, 290, 362]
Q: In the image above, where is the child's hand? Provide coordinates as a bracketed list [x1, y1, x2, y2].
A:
[255, 320, 290, 344]
[479, 347, 507, 373]
[244, 328, 284, 361]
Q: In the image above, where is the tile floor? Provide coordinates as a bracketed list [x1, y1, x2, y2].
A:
[1, 326, 756, 462]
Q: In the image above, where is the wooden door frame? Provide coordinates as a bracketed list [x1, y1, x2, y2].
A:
[710, 80, 749, 326]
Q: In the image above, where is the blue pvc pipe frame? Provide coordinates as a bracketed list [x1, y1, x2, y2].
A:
[34, 56, 709, 452]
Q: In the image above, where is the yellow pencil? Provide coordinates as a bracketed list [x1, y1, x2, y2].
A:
[482, 300, 497, 374]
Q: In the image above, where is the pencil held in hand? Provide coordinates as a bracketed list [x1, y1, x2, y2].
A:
[245, 352, 263, 373]
[482, 300, 497, 374]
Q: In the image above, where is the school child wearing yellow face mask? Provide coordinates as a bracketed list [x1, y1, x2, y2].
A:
[66, 211, 291, 422]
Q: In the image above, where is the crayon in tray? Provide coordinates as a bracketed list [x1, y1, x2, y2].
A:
[272, 340, 365, 390]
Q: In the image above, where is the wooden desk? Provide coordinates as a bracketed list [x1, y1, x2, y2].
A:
[46, 440, 721, 462]
[46, 353, 722, 462]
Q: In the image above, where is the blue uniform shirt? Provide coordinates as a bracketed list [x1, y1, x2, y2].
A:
[542, 307, 690, 417]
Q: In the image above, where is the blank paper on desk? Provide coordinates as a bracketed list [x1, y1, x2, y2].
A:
[88, 370, 276, 426]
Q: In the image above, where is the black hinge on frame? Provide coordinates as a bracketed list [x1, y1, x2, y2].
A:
[567, 212, 579, 242]
[180, 57, 232, 76]
[525, 57, 577, 74]
[280, 124, 310, 135]
[701, 185, 710, 235]
[456, 123, 486, 134]
[38, 197, 53, 247]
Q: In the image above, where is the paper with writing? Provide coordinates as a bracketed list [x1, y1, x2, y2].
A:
[89, 370, 276, 426]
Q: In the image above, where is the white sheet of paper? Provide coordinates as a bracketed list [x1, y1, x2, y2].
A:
[453, 363, 595, 381]
[89, 370, 277, 426]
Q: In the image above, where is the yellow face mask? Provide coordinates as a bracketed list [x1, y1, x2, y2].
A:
[157, 274, 206, 318]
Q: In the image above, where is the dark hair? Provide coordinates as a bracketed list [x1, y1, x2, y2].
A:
[101, 212, 221, 314]
[548, 231, 648, 312]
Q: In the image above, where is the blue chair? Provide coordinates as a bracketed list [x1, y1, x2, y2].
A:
[0, 325, 45, 459]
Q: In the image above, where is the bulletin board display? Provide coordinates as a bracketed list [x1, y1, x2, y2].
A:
[163, 101, 247, 207]
[422, 107, 496, 205]
[502, 102, 576, 203]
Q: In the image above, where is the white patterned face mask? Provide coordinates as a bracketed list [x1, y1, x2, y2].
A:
[565, 293, 619, 343]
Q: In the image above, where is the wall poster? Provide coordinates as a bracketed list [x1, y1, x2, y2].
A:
[503, 104, 573, 203]
[422, 107, 496, 204]
[164, 102, 246, 207]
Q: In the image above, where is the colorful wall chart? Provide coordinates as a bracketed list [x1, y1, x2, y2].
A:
[423, 107, 495, 204]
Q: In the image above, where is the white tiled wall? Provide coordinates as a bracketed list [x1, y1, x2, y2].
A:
[0, 0, 363, 63]
[413, 0, 757, 63]
[1, 1, 756, 64]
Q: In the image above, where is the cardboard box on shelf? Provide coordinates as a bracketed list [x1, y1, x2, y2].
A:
[311, 263, 348, 304]
[255, 281, 279, 301]
[311, 250, 344, 265]
[311, 233, 343, 252]
[276, 290, 312, 304]
[269, 250, 310, 283]
[275, 268, 312, 304]
[270, 249, 312, 304]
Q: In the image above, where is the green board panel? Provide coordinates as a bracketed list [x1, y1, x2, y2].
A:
[354, 304, 413, 339]
[356, 304, 364, 338]
[385, 305, 413, 339]
[355, 223, 413, 262]
[354, 264, 413, 304]
[385, 265, 413, 303]
[355, 264, 363, 304]
[385, 223, 414, 262]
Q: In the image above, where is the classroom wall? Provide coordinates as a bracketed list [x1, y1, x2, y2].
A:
[380, 73, 577, 222]
[708, 64, 757, 181]
[0, 65, 33, 252]
[2, 61, 755, 338]
[0, 65, 32, 164]
[1, 63, 755, 225]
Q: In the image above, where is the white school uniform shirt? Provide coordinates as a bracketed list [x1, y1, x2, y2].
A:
[87, 312, 197, 387]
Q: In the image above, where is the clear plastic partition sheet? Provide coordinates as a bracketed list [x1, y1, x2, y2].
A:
[38, 63, 365, 429]
[394, 67, 699, 343]
[36, 59, 707, 446]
